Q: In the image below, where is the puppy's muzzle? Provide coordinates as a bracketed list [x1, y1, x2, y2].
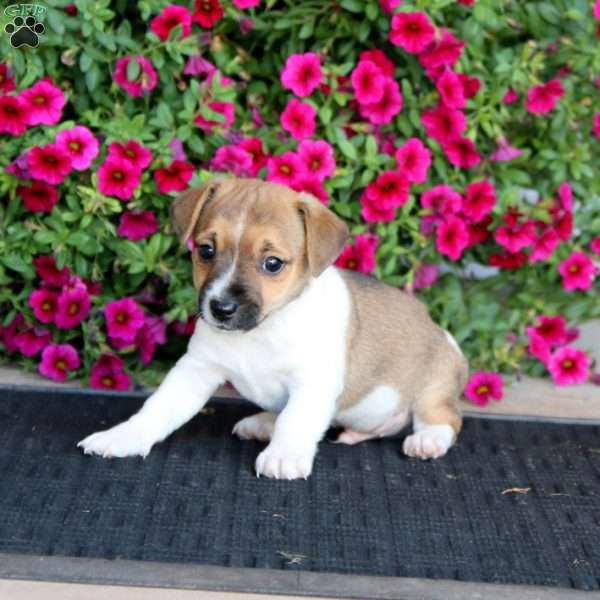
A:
[209, 298, 239, 322]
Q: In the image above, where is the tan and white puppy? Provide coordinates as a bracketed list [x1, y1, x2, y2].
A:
[79, 178, 468, 479]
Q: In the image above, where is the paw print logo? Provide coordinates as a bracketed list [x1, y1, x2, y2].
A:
[5, 15, 45, 48]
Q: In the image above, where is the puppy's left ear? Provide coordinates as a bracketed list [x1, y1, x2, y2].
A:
[297, 193, 349, 277]
[171, 179, 224, 244]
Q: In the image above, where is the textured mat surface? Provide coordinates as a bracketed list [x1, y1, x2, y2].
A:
[0, 388, 599, 591]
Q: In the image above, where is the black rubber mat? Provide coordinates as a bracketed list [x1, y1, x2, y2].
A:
[1, 388, 599, 592]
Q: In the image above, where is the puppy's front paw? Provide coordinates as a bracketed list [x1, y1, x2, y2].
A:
[78, 419, 154, 458]
[403, 425, 454, 460]
[255, 443, 315, 480]
[233, 411, 277, 442]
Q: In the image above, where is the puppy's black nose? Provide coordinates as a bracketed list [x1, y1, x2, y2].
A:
[210, 298, 239, 321]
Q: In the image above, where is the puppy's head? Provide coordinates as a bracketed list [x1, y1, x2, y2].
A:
[172, 178, 349, 332]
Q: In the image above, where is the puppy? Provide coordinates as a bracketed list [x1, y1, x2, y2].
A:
[79, 178, 468, 479]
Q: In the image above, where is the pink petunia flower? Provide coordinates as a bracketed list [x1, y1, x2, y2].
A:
[395, 138, 431, 184]
[292, 176, 329, 204]
[502, 87, 518, 104]
[98, 157, 142, 200]
[105, 297, 145, 343]
[413, 263, 439, 290]
[55, 285, 92, 329]
[113, 55, 158, 97]
[557, 181, 573, 212]
[150, 4, 192, 40]
[379, 0, 401, 14]
[0, 94, 28, 135]
[108, 140, 152, 171]
[297, 139, 336, 181]
[527, 329, 551, 365]
[462, 180, 496, 222]
[529, 227, 560, 263]
[136, 315, 167, 365]
[0, 314, 25, 353]
[280, 98, 317, 140]
[21, 79, 66, 126]
[17, 181, 59, 213]
[192, 0, 223, 28]
[594, 0, 600, 18]
[558, 251, 596, 291]
[548, 347, 590, 386]
[421, 184, 462, 217]
[39, 343, 80, 382]
[365, 170, 410, 209]
[436, 70, 465, 109]
[239, 137, 269, 176]
[590, 237, 600, 256]
[194, 101, 235, 132]
[436, 216, 469, 260]
[442, 136, 481, 169]
[490, 136, 522, 162]
[90, 354, 132, 391]
[34, 256, 70, 287]
[210, 145, 253, 176]
[593, 114, 600, 138]
[56, 126, 99, 171]
[389, 11, 436, 54]
[266, 152, 306, 187]
[233, 0, 261, 7]
[525, 79, 564, 115]
[351, 60, 385, 105]
[281, 52, 323, 97]
[464, 371, 503, 406]
[527, 315, 568, 347]
[360, 190, 397, 222]
[0, 63, 16, 94]
[494, 216, 536, 253]
[335, 234, 379, 274]
[184, 55, 217, 78]
[117, 211, 159, 241]
[154, 160, 194, 193]
[359, 78, 403, 125]
[28, 144, 72, 185]
[458, 73, 481, 98]
[421, 103, 466, 143]
[5, 152, 30, 178]
[465, 216, 492, 247]
[418, 29, 464, 71]
[169, 138, 187, 162]
[489, 251, 527, 270]
[14, 327, 52, 357]
[359, 49, 395, 77]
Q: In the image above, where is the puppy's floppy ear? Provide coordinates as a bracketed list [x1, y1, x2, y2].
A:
[171, 180, 224, 244]
[297, 193, 349, 277]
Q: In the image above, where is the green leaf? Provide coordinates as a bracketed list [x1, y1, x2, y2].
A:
[126, 58, 140, 81]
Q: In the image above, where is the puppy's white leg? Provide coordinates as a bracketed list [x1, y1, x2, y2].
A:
[78, 354, 223, 458]
[255, 384, 337, 480]
[403, 417, 455, 460]
[232, 411, 277, 442]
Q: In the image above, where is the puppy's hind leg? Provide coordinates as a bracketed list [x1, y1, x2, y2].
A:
[233, 411, 277, 442]
[403, 385, 462, 460]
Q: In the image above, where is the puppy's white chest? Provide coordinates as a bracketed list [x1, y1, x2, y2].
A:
[228, 370, 289, 412]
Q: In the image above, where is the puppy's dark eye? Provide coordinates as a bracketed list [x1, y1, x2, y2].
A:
[262, 256, 284, 274]
[198, 244, 215, 261]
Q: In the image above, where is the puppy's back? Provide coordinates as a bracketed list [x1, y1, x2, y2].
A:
[336, 268, 467, 410]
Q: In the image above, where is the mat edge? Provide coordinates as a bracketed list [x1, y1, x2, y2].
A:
[1, 383, 599, 426]
[0, 553, 595, 600]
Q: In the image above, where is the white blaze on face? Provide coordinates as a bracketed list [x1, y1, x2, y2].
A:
[201, 213, 246, 326]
